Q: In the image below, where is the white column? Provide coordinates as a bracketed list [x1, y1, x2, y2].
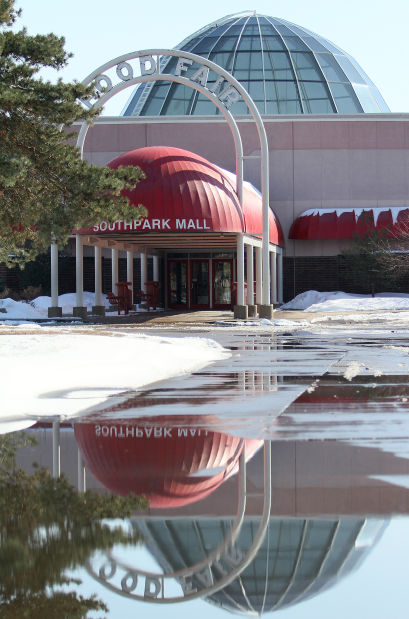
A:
[270, 249, 277, 304]
[246, 244, 254, 305]
[256, 246, 262, 306]
[153, 255, 159, 281]
[277, 250, 284, 304]
[127, 250, 134, 305]
[94, 245, 102, 306]
[236, 234, 245, 305]
[111, 248, 118, 293]
[126, 250, 134, 284]
[50, 243, 59, 307]
[75, 234, 84, 308]
[140, 251, 147, 291]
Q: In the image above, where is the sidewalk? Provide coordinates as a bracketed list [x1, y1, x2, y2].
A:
[82, 307, 408, 328]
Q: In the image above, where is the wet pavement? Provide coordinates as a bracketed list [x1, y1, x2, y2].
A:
[5, 323, 409, 617]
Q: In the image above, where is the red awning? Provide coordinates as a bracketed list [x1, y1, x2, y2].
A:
[289, 207, 409, 240]
[74, 416, 262, 509]
[80, 146, 284, 246]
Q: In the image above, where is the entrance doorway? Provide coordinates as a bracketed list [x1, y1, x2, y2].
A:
[213, 259, 233, 309]
[167, 256, 233, 310]
[190, 259, 210, 309]
[168, 259, 188, 308]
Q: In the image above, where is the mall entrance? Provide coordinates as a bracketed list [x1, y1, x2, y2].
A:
[167, 255, 234, 310]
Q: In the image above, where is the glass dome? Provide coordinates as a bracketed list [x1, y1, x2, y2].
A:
[136, 517, 386, 614]
[123, 11, 389, 117]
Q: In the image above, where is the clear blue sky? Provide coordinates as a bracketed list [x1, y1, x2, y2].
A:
[15, 0, 409, 114]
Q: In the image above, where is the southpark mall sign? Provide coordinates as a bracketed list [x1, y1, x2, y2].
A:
[92, 217, 211, 233]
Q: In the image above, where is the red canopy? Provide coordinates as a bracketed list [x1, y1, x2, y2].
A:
[74, 416, 262, 509]
[289, 207, 409, 240]
[81, 146, 283, 245]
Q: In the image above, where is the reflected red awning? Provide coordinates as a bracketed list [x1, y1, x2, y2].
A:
[74, 417, 262, 509]
[289, 207, 409, 240]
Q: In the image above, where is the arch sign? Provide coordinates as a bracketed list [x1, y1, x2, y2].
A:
[85, 441, 272, 604]
[77, 49, 272, 307]
[82, 52, 242, 111]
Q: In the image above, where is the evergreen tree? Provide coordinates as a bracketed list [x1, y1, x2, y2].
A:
[0, 0, 144, 267]
[0, 432, 148, 617]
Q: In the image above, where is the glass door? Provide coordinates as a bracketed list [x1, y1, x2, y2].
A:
[190, 259, 210, 309]
[167, 260, 188, 308]
[213, 259, 232, 309]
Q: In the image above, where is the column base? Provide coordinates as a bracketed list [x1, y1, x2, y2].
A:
[48, 307, 62, 318]
[73, 306, 88, 319]
[247, 304, 258, 318]
[234, 305, 248, 320]
[258, 304, 274, 319]
[91, 305, 106, 316]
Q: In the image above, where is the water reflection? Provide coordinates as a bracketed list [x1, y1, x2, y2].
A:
[74, 416, 262, 508]
[12, 416, 399, 615]
[0, 433, 147, 617]
[135, 517, 385, 614]
[7, 329, 409, 616]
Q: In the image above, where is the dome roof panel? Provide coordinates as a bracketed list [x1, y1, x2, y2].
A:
[122, 12, 389, 117]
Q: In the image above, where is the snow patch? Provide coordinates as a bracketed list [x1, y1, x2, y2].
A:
[0, 329, 231, 426]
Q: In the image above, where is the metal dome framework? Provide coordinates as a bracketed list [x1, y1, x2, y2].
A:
[123, 11, 389, 117]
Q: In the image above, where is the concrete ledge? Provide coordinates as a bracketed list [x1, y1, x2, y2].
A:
[73, 306, 88, 319]
[234, 305, 248, 319]
[247, 304, 258, 318]
[91, 305, 106, 317]
[259, 304, 274, 319]
[48, 307, 62, 318]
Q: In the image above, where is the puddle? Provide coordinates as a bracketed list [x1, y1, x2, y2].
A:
[3, 329, 409, 616]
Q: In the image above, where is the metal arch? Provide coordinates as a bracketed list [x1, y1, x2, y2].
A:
[76, 72, 244, 211]
[78, 48, 271, 306]
[85, 440, 272, 604]
[106, 442, 248, 581]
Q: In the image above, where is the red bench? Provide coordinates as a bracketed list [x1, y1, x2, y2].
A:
[107, 282, 133, 315]
[138, 281, 160, 310]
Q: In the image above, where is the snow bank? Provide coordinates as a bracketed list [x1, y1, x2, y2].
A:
[280, 290, 409, 313]
[0, 330, 231, 429]
[0, 292, 111, 319]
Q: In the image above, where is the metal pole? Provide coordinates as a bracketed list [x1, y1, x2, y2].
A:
[75, 234, 84, 309]
[50, 243, 59, 307]
[52, 421, 60, 478]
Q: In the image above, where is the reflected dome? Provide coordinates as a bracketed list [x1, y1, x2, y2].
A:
[74, 416, 262, 508]
[137, 517, 386, 613]
[123, 11, 389, 117]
